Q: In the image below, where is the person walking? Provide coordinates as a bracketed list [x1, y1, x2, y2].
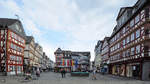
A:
[92, 67, 97, 80]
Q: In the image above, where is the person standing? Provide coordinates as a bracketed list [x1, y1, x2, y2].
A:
[60, 69, 63, 78]
[61, 68, 66, 78]
[63, 69, 66, 78]
[36, 67, 40, 77]
[101, 68, 105, 75]
[92, 67, 97, 80]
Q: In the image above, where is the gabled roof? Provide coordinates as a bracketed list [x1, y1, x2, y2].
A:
[101, 37, 110, 48]
[34, 43, 39, 49]
[0, 18, 18, 26]
[71, 52, 90, 58]
[104, 37, 110, 41]
[0, 18, 26, 39]
[95, 40, 103, 49]
[110, 0, 148, 40]
[116, 7, 133, 20]
[56, 48, 62, 52]
[25, 36, 34, 44]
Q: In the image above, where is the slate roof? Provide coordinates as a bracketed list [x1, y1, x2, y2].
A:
[0, 18, 18, 26]
[25, 36, 34, 44]
[109, 0, 148, 40]
[0, 18, 26, 39]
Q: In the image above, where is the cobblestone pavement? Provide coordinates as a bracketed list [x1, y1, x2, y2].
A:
[0, 72, 150, 84]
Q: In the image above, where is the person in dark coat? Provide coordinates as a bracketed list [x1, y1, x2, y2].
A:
[61, 68, 66, 78]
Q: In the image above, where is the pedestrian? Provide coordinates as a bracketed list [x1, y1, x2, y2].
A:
[101, 68, 105, 75]
[60, 68, 66, 78]
[36, 68, 40, 77]
[63, 69, 66, 78]
[25, 71, 32, 80]
[61, 68, 64, 78]
[92, 66, 97, 80]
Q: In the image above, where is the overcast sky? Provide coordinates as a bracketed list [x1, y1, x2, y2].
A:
[0, 0, 138, 61]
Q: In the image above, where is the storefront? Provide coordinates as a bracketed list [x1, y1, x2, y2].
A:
[111, 63, 140, 78]
[126, 64, 132, 77]
[111, 64, 121, 75]
[112, 65, 116, 75]
[126, 63, 141, 79]
[120, 64, 125, 76]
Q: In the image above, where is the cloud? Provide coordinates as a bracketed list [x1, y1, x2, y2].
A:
[0, 0, 138, 61]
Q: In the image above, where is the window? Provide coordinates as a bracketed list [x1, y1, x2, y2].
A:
[136, 45, 140, 54]
[131, 47, 135, 55]
[127, 49, 130, 57]
[126, 36, 130, 43]
[9, 65, 13, 71]
[130, 19, 134, 27]
[123, 51, 125, 58]
[123, 39, 126, 46]
[123, 27, 126, 34]
[144, 46, 149, 52]
[141, 10, 145, 19]
[10, 55, 13, 61]
[10, 55, 16, 61]
[17, 66, 21, 71]
[11, 43, 14, 49]
[14, 44, 17, 50]
[145, 29, 149, 35]
[117, 43, 120, 49]
[136, 29, 140, 38]
[117, 54, 120, 59]
[22, 39, 25, 43]
[13, 66, 16, 71]
[145, 8, 149, 18]
[117, 33, 120, 39]
[18, 36, 20, 42]
[135, 14, 140, 24]
[114, 35, 117, 41]
[144, 46, 149, 57]
[14, 33, 16, 39]
[131, 33, 135, 41]
[11, 32, 14, 38]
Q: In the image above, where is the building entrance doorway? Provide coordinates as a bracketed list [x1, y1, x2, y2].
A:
[132, 65, 140, 78]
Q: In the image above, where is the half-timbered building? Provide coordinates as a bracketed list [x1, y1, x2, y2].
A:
[109, 0, 150, 80]
[94, 40, 103, 70]
[24, 36, 36, 74]
[101, 37, 110, 73]
[0, 18, 26, 75]
[54, 48, 91, 72]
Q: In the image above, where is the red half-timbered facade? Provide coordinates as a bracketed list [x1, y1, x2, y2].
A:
[0, 18, 26, 75]
[108, 0, 150, 80]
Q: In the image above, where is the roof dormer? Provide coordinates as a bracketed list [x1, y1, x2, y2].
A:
[116, 7, 133, 27]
